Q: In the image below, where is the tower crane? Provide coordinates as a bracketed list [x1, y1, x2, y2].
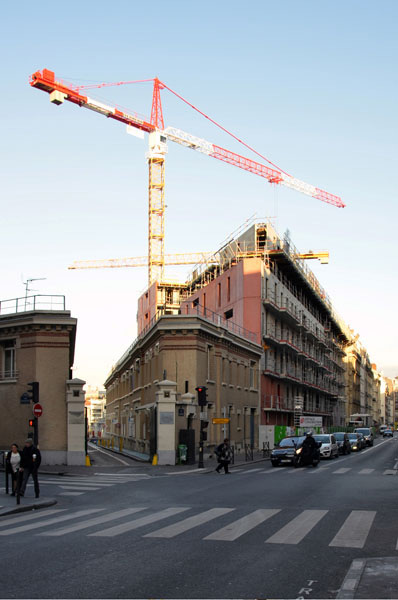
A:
[30, 69, 343, 284]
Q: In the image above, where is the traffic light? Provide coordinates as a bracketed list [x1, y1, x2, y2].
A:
[195, 386, 208, 407]
[27, 381, 39, 403]
[28, 419, 34, 427]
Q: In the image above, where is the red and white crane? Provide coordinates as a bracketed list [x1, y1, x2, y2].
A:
[30, 69, 344, 284]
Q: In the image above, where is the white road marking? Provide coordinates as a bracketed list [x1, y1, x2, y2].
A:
[42, 481, 114, 487]
[40, 507, 145, 536]
[144, 507, 234, 538]
[358, 469, 374, 474]
[90, 507, 190, 537]
[0, 509, 63, 528]
[88, 445, 130, 465]
[59, 486, 103, 491]
[383, 470, 397, 475]
[0, 509, 104, 535]
[333, 468, 351, 474]
[59, 492, 85, 496]
[329, 511, 376, 548]
[265, 510, 328, 545]
[236, 468, 264, 474]
[260, 468, 285, 474]
[204, 509, 280, 541]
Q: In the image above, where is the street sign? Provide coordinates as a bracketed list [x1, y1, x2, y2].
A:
[212, 418, 230, 424]
[33, 403, 43, 417]
[20, 392, 30, 405]
[299, 416, 322, 428]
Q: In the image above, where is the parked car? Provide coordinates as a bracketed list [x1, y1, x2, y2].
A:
[347, 432, 363, 451]
[383, 428, 394, 438]
[356, 432, 367, 449]
[334, 432, 352, 455]
[313, 434, 339, 459]
[354, 427, 374, 446]
[379, 425, 388, 435]
[271, 436, 306, 467]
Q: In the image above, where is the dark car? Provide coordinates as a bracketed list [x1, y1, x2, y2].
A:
[354, 427, 374, 446]
[334, 432, 351, 455]
[383, 428, 393, 437]
[347, 432, 363, 451]
[271, 436, 306, 467]
[356, 432, 367, 449]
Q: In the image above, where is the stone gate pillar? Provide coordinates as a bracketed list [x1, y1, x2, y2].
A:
[156, 379, 177, 465]
[66, 378, 86, 466]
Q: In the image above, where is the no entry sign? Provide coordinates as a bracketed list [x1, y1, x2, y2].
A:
[33, 403, 43, 417]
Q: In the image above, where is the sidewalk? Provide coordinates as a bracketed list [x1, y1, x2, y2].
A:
[337, 556, 398, 599]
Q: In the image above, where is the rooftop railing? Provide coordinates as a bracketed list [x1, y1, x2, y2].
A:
[0, 295, 66, 315]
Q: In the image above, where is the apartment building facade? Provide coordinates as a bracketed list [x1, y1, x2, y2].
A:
[180, 222, 348, 432]
[104, 310, 262, 462]
[0, 295, 84, 465]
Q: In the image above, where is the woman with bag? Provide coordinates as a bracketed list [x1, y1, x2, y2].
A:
[5, 443, 21, 496]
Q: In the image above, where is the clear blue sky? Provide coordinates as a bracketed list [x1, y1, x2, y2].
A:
[2, 0, 397, 386]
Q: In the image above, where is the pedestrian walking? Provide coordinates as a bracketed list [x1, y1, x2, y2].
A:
[5, 443, 21, 496]
[215, 438, 232, 474]
[19, 439, 41, 498]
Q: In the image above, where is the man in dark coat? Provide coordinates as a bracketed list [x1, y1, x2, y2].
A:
[19, 439, 41, 498]
[215, 438, 232, 474]
[301, 431, 317, 464]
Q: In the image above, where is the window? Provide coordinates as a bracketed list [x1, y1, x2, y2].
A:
[227, 277, 231, 302]
[224, 309, 233, 320]
[249, 361, 256, 388]
[3, 340, 16, 378]
[193, 298, 199, 307]
[207, 345, 215, 380]
[217, 283, 221, 307]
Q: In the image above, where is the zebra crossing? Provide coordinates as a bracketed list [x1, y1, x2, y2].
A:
[26, 472, 151, 496]
[233, 466, 397, 476]
[0, 504, 396, 550]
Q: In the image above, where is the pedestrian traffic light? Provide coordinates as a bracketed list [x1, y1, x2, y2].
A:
[27, 381, 39, 403]
[28, 419, 34, 427]
[195, 386, 208, 407]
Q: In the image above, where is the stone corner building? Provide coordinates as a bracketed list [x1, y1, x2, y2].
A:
[0, 295, 84, 465]
[104, 310, 262, 464]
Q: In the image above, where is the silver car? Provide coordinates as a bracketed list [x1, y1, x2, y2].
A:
[313, 434, 339, 459]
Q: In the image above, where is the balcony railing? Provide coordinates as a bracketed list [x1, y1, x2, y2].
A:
[0, 295, 66, 315]
[0, 370, 18, 382]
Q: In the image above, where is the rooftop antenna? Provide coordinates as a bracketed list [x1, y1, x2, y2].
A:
[23, 277, 46, 310]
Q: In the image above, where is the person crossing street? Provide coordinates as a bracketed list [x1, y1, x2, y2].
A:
[215, 438, 233, 474]
[19, 439, 41, 498]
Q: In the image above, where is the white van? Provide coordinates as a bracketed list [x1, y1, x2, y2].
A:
[379, 425, 387, 435]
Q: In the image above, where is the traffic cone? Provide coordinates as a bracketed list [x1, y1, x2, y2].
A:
[85, 454, 91, 467]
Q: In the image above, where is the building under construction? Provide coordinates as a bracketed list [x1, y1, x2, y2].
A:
[137, 220, 350, 436]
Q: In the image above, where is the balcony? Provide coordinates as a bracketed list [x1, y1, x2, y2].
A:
[262, 295, 300, 327]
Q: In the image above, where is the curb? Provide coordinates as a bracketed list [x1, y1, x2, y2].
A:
[0, 498, 57, 518]
[336, 559, 366, 599]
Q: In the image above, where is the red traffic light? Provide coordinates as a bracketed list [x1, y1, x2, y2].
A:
[29, 419, 34, 427]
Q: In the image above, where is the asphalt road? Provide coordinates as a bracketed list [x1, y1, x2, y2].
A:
[1, 435, 398, 599]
